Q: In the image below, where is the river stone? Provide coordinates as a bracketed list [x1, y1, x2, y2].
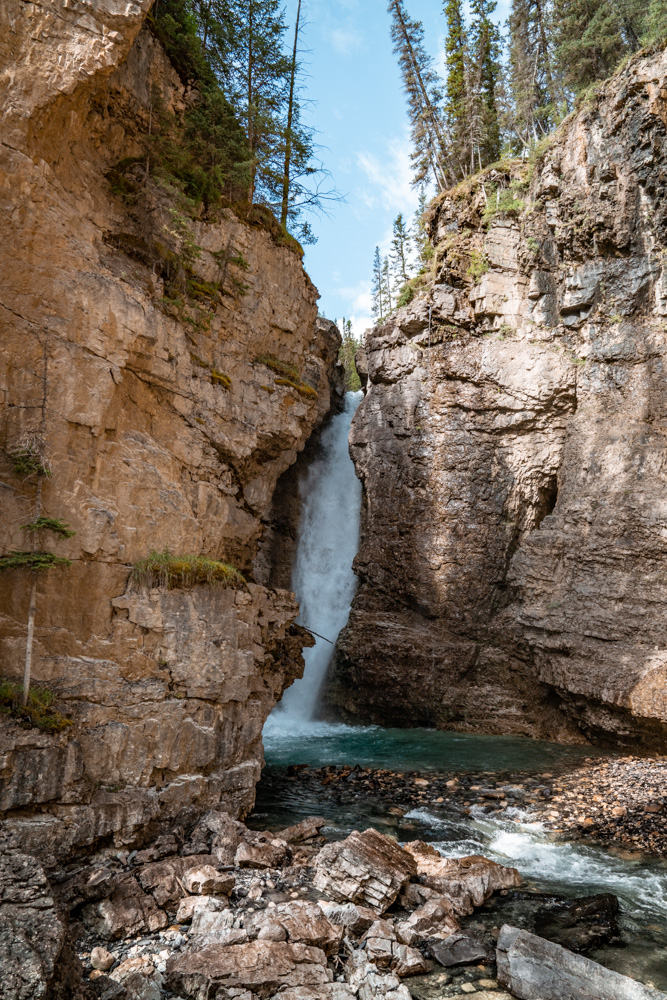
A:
[166, 940, 331, 999]
[91, 946, 116, 971]
[276, 817, 327, 843]
[403, 845, 521, 916]
[427, 930, 492, 967]
[182, 865, 234, 896]
[314, 829, 417, 913]
[235, 840, 288, 870]
[496, 924, 667, 999]
[345, 949, 412, 999]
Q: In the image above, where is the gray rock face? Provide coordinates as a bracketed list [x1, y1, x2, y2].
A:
[0, 853, 66, 1000]
[326, 44, 667, 746]
[496, 924, 667, 999]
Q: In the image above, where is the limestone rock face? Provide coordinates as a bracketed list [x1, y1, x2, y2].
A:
[0, 2, 339, 861]
[326, 44, 667, 746]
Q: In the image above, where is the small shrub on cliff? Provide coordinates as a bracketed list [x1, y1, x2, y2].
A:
[256, 355, 318, 398]
[466, 248, 490, 281]
[0, 680, 73, 733]
[133, 550, 245, 590]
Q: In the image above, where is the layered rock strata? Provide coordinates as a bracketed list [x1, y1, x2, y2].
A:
[0, 2, 339, 861]
[327, 44, 667, 745]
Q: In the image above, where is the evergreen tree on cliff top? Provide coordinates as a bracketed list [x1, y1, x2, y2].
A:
[443, 0, 468, 177]
[553, 0, 646, 93]
[468, 0, 502, 169]
[507, 0, 561, 150]
[388, 0, 453, 189]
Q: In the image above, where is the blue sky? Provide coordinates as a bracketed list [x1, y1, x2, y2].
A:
[283, 0, 510, 337]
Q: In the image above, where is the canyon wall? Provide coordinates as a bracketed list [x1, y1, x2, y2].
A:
[0, 1, 340, 862]
[327, 44, 667, 747]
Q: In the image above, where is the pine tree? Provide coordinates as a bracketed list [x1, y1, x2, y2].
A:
[413, 189, 434, 270]
[469, 0, 502, 169]
[391, 213, 412, 289]
[218, 0, 290, 204]
[553, 0, 645, 94]
[507, 0, 561, 151]
[646, 0, 667, 39]
[443, 0, 468, 175]
[382, 256, 394, 313]
[371, 246, 386, 321]
[387, 0, 453, 189]
[338, 318, 362, 391]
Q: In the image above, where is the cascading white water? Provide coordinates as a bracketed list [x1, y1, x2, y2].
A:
[270, 390, 362, 723]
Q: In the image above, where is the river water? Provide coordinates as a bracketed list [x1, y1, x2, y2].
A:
[258, 390, 667, 991]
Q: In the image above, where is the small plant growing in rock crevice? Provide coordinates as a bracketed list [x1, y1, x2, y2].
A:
[0, 679, 73, 733]
[133, 550, 246, 590]
[467, 248, 489, 281]
[256, 355, 318, 399]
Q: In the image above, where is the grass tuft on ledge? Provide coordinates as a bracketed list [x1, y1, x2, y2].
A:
[133, 550, 246, 590]
[256, 355, 318, 399]
[0, 680, 74, 733]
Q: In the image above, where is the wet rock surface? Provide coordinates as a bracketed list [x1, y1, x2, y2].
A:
[280, 757, 667, 856]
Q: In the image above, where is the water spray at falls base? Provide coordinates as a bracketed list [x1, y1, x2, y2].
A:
[268, 390, 362, 727]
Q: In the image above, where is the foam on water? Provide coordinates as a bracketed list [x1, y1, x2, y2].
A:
[407, 806, 667, 922]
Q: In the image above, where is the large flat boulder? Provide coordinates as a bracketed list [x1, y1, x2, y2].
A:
[497, 924, 667, 1000]
[166, 940, 331, 999]
[404, 844, 520, 916]
[314, 829, 417, 913]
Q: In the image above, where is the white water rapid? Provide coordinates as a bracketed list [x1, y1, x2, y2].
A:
[268, 390, 363, 726]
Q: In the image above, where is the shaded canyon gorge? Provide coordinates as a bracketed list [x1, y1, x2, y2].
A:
[1, 4, 667, 1000]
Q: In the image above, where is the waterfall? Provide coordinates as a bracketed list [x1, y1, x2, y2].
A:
[271, 390, 362, 723]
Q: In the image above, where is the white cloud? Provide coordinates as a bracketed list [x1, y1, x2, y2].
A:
[355, 136, 420, 220]
[330, 27, 363, 55]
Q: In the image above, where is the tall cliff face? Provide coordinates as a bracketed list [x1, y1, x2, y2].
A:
[0, 2, 340, 862]
[327, 45, 667, 747]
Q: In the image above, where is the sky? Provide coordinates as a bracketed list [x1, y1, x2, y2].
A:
[282, 0, 511, 338]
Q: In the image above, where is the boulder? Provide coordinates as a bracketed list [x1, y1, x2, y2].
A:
[235, 841, 288, 870]
[110, 956, 162, 1000]
[166, 940, 331, 999]
[187, 811, 247, 864]
[182, 865, 234, 896]
[176, 894, 227, 923]
[82, 874, 167, 940]
[496, 925, 667, 1000]
[403, 846, 520, 916]
[0, 853, 67, 1000]
[345, 950, 412, 999]
[363, 919, 396, 968]
[91, 946, 116, 971]
[276, 817, 326, 843]
[395, 897, 459, 945]
[317, 901, 377, 936]
[136, 855, 219, 908]
[391, 944, 429, 977]
[248, 901, 343, 956]
[189, 904, 240, 944]
[427, 931, 492, 967]
[314, 829, 417, 913]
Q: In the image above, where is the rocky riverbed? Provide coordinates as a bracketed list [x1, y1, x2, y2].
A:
[20, 804, 658, 1000]
[272, 755, 666, 857]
